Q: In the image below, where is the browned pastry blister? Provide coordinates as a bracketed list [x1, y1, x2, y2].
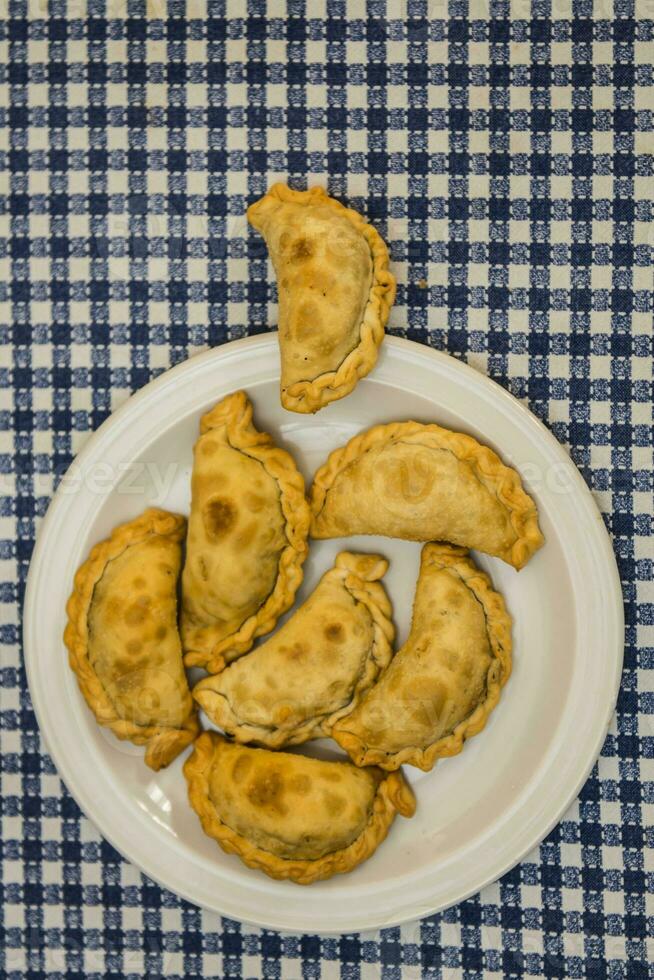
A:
[64, 508, 199, 771]
[184, 731, 416, 884]
[333, 543, 512, 772]
[181, 390, 311, 673]
[247, 184, 396, 413]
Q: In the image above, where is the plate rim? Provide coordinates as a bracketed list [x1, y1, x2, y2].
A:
[23, 334, 624, 933]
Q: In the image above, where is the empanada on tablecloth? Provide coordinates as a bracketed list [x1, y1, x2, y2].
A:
[184, 731, 415, 884]
[333, 543, 512, 772]
[193, 552, 394, 748]
[181, 391, 310, 673]
[64, 508, 199, 771]
[247, 184, 396, 413]
[310, 420, 544, 569]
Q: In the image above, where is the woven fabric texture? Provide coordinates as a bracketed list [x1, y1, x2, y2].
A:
[1, 0, 653, 976]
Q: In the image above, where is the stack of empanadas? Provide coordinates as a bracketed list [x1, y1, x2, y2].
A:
[64, 185, 544, 886]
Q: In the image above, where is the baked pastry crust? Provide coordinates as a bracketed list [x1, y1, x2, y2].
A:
[192, 552, 394, 748]
[184, 731, 415, 884]
[310, 420, 544, 569]
[181, 391, 310, 673]
[247, 184, 396, 414]
[64, 508, 199, 771]
[333, 543, 512, 772]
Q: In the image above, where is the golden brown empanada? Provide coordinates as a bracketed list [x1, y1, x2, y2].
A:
[184, 731, 415, 884]
[181, 391, 311, 673]
[193, 552, 394, 748]
[311, 420, 544, 569]
[64, 508, 199, 771]
[247, 184, 396, 414]
[333, 543, 512, 772]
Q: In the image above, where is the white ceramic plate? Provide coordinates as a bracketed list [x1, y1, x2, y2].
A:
[24, 335, 623, 934]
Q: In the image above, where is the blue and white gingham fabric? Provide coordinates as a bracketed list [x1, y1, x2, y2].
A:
[1, 0, 653, 976]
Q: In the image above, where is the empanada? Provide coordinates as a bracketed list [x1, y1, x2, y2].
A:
[64, 508, 199, 771]
[181, 391, 311, 673]
[193, 552, 394, 748]
[184, 731, 415, 884]
[333, 543, 512, 772]
[311, 420, 544, 569]
[247, 184, 396, 413]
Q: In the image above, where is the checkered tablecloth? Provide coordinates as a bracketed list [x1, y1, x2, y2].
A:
[1, 0, 653, 976]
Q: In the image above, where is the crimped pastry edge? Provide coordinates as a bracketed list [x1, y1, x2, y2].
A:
[63, 507, 199, 771]
[333, 543, 513, 772]
[310, 419, 544, 569]
[182, 390, 311, 672]
[191, 550, 395, 748]
[247, 183, 396, 414]
[183, 731, 415, 885]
